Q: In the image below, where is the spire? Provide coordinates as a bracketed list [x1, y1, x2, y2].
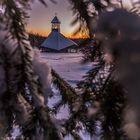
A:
[51, 14, 61, 24]
[51, 14, 61, 32]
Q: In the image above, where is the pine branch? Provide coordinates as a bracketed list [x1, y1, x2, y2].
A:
[100, 80, 127, 140]
[1, 0, 62, 139]
[51, 69, 80, 113]
[69, 0, 111, 37]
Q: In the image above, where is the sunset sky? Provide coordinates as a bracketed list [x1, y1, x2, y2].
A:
[27, 0, 78, 38]
[27, 0, 132, 38]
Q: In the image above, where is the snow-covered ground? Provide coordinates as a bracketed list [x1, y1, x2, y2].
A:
[12, 53, 99, 140]
[41, 53, 100, 140]
[41, 53, 92, 87]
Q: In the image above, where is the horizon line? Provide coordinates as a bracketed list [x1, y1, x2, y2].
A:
[27, 30, 89, 39]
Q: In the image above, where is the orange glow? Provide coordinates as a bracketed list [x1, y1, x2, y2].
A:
[26, 27, 89, 39]
[26, 27, 49, 36]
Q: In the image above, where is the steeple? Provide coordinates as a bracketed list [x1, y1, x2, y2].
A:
[51, 14, 61, 32]
[41, 14, 78, 52]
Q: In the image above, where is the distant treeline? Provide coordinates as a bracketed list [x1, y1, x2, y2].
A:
[28, 33, 87, 48]
[28, 33, 46, 47]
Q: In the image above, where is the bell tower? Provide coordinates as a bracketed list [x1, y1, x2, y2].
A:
[51, 14, 61, 32]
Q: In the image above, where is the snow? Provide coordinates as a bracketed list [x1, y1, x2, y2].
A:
[10, 52, 98, 140]
[41, 53, 92, 87]
[42, 52, 100, 140]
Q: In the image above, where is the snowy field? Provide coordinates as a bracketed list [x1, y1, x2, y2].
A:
[41, 53, 92, 87]
[41, 53, 100, 140]
[12, 53, 99, 140]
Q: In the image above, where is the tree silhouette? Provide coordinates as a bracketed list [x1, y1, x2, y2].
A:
[0, 0, 140, 140]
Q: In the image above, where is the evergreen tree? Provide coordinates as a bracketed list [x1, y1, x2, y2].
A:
[0, 0, 62, 139]
[0, 0, 140, 140]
